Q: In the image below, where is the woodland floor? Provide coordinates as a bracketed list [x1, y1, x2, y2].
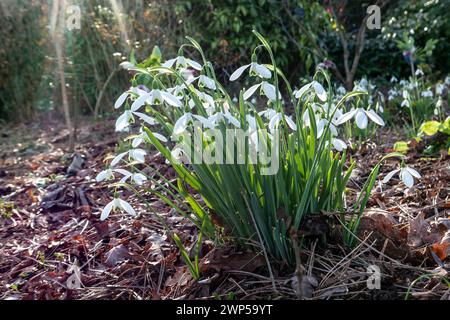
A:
[0, 118, 449, 300]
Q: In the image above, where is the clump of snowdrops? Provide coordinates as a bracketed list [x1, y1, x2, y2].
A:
[387, 72, 449, 135]
[97, 31, 413, 266]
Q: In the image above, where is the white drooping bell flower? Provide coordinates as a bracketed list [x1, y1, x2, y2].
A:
[100, 197, 136, 220]
[96, 168, 115, 182]
[243, 81, 278, 101]
[336, 108, 385, 129]
[382, 166, 421, 188]
[188, 74, 216, 90]
[114, 169, 147, 186]
[229, 54, 271, 81]
[294, 81, 327, 102]
[131, 89, 182, 110]
[162, 52, 202, 71]
[110, 149, 147, 167]
[115, 109, 157, 132]
[268, 113, 297, 132]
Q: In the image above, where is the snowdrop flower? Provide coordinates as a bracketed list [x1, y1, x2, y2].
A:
[390, 76, 398, 83]
[258, 108, 277, 120]
[167, 84, 188, 100]
[96, 168, 115, 182]
[421, 90, 433, 98]
[115, 109, 157, 132]
[337, 85, 347, 96]
[401, 99, 410, 108]
[131, 89, 182, 111]
[243, 81, 278, 101]
[229, 59, 271, 81]
[173, 113, 193, 135]
[434, 98, 443, 116]
[331, 138, 347, 152]
[336, 108, 385, 129]
[162, 55, 202, 71]
[317, 118, 338, 137]
[100, 197, 136, 220]
[114, 169, 147, 186]
[110, 149, 147, 167]
[268, 113, 297, 132]
[191, 89, 215, 109]
[114, 86, 150, 110]
[445, 76, 450, 85]
[382, 166, 421, 188]
[436, 84, 445, 96]
[190, 75, 216, 90]
[119, 61, 135, 70]
[189, 114, 214, 130]
[246, 115, 257, 130]
[223, 111, 241, 128]
[415, 68, 424, 77]
[388, 89, 397, 101]
[295, 81, 329, 102]
[294, 82, 313, 99]
[311, 81, 327, 102]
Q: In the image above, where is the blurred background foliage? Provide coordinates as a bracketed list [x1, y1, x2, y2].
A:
[0, 0, 448, 122]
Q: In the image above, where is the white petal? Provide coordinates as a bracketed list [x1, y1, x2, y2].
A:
[355, 109, 368, 129]
[336, 109, 357, 125]
[132, 173, 147, 185]
[365, 109, 385, 126]
[243, 83, 262, 100]
[199, 75, 216, 90]
[259, 108, 276, 119]
[186, 58, 202, 70]
[129, 149, 146, 163]
[294, 83, 312, 98]
[114, 92, 129, 109]
[115, 110, 132, 131]
[96, 170, 110, 182]
[119, 61, 134, 70]
[269, 113, 282, 131]
[253, 63, 271, 79]
[332, 138, 347, 151]
[100, 200, 115, 221]
[161, 58, 177, 68]
[114, 168, 132, 177]
[132, 137, 143, 148]
[118, 175, 129, 184]
[133, 112, 156, 125]
[173, 113, 191, 135]
[382, 169, 400, 184]
[405, 167, 421, 179]
[230, 64, 250, 81]
[285, 116, 297, 131]
[110, 151, 128, 167]
[313, 81, 327, 102]
[161, 91, 182, 107]
[131, 93, 152, 111]
[262, 82, 277, 101]
[246, 115, 257, 130]
[224, 112, 241, 128]
[118, 199, 136, 216]
[316, 119, 326, 138]
[400, 169, 414, 188]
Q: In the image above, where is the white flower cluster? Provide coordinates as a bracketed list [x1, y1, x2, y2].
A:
[97, 44, 423, 221]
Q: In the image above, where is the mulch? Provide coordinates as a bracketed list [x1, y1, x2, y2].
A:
[0, 119, 448, 300]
